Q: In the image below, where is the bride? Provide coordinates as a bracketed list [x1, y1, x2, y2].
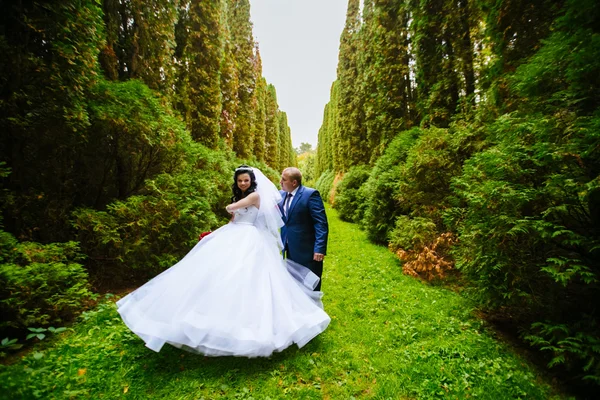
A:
[116, 165, 330, 357]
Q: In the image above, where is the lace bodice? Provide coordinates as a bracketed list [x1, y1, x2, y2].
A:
[233, 205, 259, 225]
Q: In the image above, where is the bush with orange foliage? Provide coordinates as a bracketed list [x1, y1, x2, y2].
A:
[394, 232, 455, 281]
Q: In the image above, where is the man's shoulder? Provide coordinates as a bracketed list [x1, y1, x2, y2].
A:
[301, 186, 326, 201]
[300, 186, 318, 195]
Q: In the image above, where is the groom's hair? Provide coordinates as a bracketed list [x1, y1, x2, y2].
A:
[284, 167, 302, 185]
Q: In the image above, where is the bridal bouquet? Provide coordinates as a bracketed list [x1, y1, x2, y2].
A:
[198, 231, 212, 241]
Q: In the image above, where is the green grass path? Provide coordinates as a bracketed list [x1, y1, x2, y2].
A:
[1, 207, 568, 399]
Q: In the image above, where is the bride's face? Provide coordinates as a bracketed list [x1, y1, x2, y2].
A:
[237, 173, 252, 193]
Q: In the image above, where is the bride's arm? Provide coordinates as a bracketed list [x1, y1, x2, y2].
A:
[225, 192, 260, 213]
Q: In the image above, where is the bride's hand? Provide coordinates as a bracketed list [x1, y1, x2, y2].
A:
[226, 204, 235, 213]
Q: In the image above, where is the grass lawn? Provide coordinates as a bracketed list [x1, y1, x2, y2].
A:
[0, 206, 570, 399]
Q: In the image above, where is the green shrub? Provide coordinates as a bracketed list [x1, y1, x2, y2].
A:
[333, 165, 371, 222]
[0, 239, 91, 336]
[72, 169, 233, 285]
[2, 79, 194, 244]
[396, 124, 487, 223]
[398, 128, 461, 218]
[388, 216, 437, 252]
[449, 113, 600, 384]
[445, 2, 600, 385]
[0, 230, 19, 265]
[315, 170, 336, 203]
[361, 129, 420, 244]
[524, 320, 600, 386]
[71, 143, 281, 287]
[388, 216, 455, 281]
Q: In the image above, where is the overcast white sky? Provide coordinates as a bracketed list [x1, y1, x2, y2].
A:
[249, 0, 348, 149]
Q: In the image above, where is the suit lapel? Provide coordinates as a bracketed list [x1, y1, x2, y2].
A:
[287, 186, 303, 218]
[278, 192, 287, 222]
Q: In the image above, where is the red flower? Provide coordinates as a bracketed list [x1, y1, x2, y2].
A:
[198, 231, 212, 241]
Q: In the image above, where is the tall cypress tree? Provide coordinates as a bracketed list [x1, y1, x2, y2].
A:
[411, 0, 455, 127]
[479, 0, 560, 112]
[0, 0, 105, 240]
[187, 0, 223, 147]
[99, 0, 120, 81]
[362, 0, 415, 162]
[316, 80, 340, 175]
[229, 0, 257, 159]
[251, 47, 267, 162]
[264, 84, 280, 168]
[457, 0, 476, 107]
[315, 102, 332, 177]
[337, 0, 365, 170]
[328, 81, 342, 172]
[253, 75, 268, 163]
[277, 111, 292, 170]
[99, 0, 177, 94]
[173, 0, 192, 124]
[219, 0, 239, 148]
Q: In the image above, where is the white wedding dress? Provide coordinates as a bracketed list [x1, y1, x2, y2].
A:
[116, 204, 330, 357]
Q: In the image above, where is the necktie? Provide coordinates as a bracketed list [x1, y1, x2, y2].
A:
[284, 193, 293, 217]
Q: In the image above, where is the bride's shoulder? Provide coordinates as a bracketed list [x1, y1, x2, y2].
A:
[247, 191, 260, 206]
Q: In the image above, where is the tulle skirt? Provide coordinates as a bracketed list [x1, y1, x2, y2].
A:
[116, 222, 330, 357]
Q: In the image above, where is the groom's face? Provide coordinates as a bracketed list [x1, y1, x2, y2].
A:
[280, 171, 296, 193]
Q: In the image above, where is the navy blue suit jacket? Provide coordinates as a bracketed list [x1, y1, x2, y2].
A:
[279, 186, 328, 289]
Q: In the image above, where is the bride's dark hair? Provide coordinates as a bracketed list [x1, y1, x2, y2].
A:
[231, 165, 257, 202]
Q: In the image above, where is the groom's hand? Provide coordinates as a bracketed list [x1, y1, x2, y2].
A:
[313, 253, 324, 262]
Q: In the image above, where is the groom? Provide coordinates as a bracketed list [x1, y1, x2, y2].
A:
[279, 167, 329, 290]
